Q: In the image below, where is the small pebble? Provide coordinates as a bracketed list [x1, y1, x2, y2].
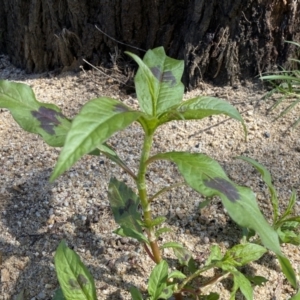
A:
[37, 291, 46, 300]
[1, 268, 10, 281]
[264, 132, 270, 138]
[203, 236, 210, 244]
[175, 207, 185, 220]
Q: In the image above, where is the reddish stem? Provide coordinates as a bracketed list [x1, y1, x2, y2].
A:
[143, 243, 155, 262]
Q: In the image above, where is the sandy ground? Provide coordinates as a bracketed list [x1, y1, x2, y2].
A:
[0, 55, 300, 299]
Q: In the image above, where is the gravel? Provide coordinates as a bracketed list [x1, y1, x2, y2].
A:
[0, 55, 300, 299]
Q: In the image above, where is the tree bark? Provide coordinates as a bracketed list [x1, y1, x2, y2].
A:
[0, 0, 299, 88]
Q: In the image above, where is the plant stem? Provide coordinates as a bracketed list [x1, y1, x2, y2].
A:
[137, 132, 161, 263]
[176, 265, 213, 292]
[143, 243, 155, 262]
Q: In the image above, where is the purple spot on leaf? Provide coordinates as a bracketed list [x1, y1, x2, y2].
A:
[114, 103, 130, 113]
[150, 66, 176, 86]
[68, 274, 88, 290]
[31, 107, 65, 135]
[77, 274, 88, 286]
[151, 66, 161, 80]
[69, 278, 80, 289]
[204, 177, 240, 202]
[118, 198, 134, 216]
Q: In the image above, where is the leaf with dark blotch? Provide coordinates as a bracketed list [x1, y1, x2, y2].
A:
[54, 240, 97, 299]
[173, 246, 193, 267]
[118, 198, 134, 216]
[77, 274, 88, 286]
[204, 177, 240, 202]
[0, 80, 71, 147]
[114, 103, 130, 113]
[153, 152, 289, 274]
[31, 107, 65, 135]
[126, 47, 184, 116]
[108, 178, 143, 235]
[150, 66, 176, 86]
[50, 97, 142, 181]
[69, 278, 80, 290]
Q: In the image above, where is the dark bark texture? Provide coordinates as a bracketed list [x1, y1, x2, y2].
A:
[0, 0, 299, 87]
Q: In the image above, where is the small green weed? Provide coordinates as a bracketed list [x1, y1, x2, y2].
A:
[260, 41, 300, 129]
[237, 156, 300, 246]
[0, 47, 298, 299]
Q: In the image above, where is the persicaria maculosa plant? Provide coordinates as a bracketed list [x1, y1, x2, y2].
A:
[0, 47, 297, 299]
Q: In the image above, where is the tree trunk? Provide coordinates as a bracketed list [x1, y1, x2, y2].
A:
[0, 0, 299, 88]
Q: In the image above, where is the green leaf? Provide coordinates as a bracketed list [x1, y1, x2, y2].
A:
[50, 98, 141, 181]
[242, 227, 256, 241]
[158, 96, 246, 135]
[161, 241, 184, 249]
[52, 288, 66, 300]
[230, 269, 253, 300]
[0, 80, 71, 147]
[245, 275, 268, 286]
[108, 178, 144, 235]
[173, 247, 192, 267]
[274, 98, 300, 122]
[289, 289, 300, 300]
[199, 293, 220, 300]
[206, 245, 223, 265]
[145, 216, 166, 228]
[168, 270, 187, 279]
[155, 227, 172, 238]
[148, 260, 168, 299]
[114, 226, 149, 244]
[15, 290, 25, 300]
[158, 285, 174, 299]
[261, 75, 300, 83]
[129, 286, 144, 300]
[126, 47, 184, 116]
[223, 243, 267, 267]
[54, 240, 96, 300]
[282, 216, 300, 223]
[218, 264, 253, 300]
[277, 226, 300, 245]
[199, 198, 211, 209]
[154, 151, 297, 286]
[237, 156, 279, 222]
[280, 190, 297, 222]
[154, 152, 282, 254]
[277, 255, 297, 289]
[285, 40, 300, 48]
[162, 241, 196, 271]
[282, 221, 300, 231]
